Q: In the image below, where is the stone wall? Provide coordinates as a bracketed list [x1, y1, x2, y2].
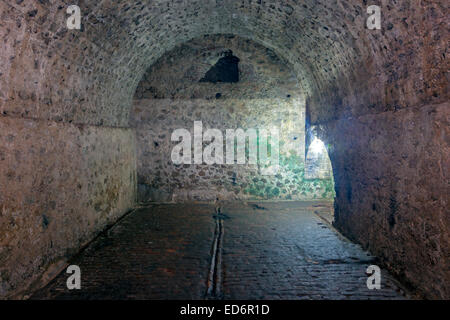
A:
[132, 35, 334, 202]
[0, 116, 137, 298]
[320, 102, 449, 299]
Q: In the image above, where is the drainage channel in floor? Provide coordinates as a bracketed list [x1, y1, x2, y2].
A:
[205, 210, 227, 300]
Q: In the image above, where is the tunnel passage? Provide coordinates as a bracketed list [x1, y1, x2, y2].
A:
[0, 0, 448, 299]
[132, 35, 334, 203]
[199, 49, 240, 83]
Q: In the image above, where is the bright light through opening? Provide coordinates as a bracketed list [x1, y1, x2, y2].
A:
[309, 138, 326, 155]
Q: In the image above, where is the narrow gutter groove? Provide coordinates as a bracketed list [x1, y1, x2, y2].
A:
[214, 218, 224, 298]
[205, 215, 224, 299]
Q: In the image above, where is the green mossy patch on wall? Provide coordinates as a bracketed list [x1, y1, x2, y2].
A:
[242, 154, 335, 200]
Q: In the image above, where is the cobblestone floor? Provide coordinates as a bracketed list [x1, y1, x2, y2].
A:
[31, 202, 407, 300]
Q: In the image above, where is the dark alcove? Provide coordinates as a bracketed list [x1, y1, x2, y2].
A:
[200, 50, 240, 83]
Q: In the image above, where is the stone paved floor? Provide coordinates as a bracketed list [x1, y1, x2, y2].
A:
[31, 202, 407, 300]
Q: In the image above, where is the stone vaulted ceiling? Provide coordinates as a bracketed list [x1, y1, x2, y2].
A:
[0, 0, 447, 127]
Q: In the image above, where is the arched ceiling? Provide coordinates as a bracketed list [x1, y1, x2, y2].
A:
[0, 0, 446, 127]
